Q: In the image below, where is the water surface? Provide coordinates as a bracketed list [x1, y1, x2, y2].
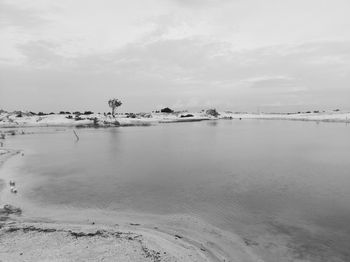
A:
[2, 120, 350, 261]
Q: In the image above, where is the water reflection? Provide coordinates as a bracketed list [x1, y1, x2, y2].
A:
[3, 120, 350, 261]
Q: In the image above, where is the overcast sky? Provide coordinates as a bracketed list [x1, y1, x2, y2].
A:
[1, 0, 350, 113]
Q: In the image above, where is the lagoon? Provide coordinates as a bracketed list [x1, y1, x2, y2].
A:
[2, 120, 350, 261]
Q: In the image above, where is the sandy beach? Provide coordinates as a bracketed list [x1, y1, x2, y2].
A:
[0, 148, 261, 262]
[1, 110, 349, 129]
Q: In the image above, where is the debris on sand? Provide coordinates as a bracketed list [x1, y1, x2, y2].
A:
[10, 186, 18, 193]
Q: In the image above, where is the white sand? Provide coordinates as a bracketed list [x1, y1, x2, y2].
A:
[224, 111, 350, 123]
[1, 110, 349, 129]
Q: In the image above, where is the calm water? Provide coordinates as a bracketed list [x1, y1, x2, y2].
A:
[2, 120, 350, 261]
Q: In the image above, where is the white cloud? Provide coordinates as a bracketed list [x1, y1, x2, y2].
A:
[1, 0, 350, 112]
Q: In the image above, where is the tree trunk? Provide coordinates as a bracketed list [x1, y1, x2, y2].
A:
[112, 107, 115, 117]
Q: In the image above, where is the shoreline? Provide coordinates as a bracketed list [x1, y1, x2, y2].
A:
[0, 148, 260, 262]
[1, 111, 349, 129]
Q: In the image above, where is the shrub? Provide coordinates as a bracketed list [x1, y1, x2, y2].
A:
[75, 116, 84, 121]
[59, 111, 66, 114]
[38, 112, 46, 116]
[93, 117, 99, 126]
[83, 111, 94, 115]
[205, 108, 220, 117]
[180, 114, 194, 118]
[160, 107, 174, 113]
[126, 113, 136, 118]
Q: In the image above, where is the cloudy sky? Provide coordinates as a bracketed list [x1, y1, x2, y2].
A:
[1, 0, 350, 113]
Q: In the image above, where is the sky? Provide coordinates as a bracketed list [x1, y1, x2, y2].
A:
[1, 0, 350, 113]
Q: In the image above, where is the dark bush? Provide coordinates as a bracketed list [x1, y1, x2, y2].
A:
[313, 110, 319, 113]
[66, 115, 73, 119]
[160, 107, 174, 113]
[30, 111, 37, 115]
[59, 111, 66, 114]
[126, 113, 136, 118]
[180, 114, 194, 118]
[65, 111, 71, 114]
[83, 111, 94, 115]
[205, 108, 220, 117]
[93, 117, 99, 126]
[38, 112, 46, 116]
[75, 116, 84, 121]
[73, 111, 81, 115]
[49, 112, 55, 115]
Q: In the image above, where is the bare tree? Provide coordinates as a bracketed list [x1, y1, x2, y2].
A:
[108, 98, 122, 117]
